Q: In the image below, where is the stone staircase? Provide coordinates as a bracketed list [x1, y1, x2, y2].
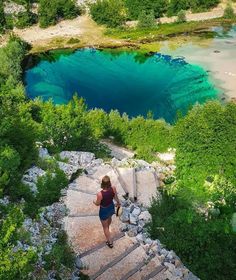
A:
[62, 150, 198, 280]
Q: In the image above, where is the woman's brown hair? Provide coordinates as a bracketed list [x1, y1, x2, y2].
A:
[101, 175, 111, 189]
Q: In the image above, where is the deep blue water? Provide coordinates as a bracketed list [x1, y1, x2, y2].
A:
[24, 49, 219, 122]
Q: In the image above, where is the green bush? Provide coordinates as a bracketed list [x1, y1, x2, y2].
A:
[90, 0, 126, 27]
[15, 11, 38, 29]
[39, 0, 79, 28]
[44, 230, 75, 271]
[137, 10, 156, 28]
[176, 10, 186, 23]
[0, 0, 6, 33]
[223, 3, 235, 19]
[125, 0, 168, 20]
[148, 191, 236, 280]
[36, 169, 68, 207]
[167, 0, 219, 16]
[0, 206, 37, 280]
[174, 101, 236, 202]
[22, 169, 68, 218]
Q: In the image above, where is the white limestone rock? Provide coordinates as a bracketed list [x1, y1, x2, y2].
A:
[39, 147, 51, 159]
[57, 161, 79, 179]
[129, 213, 138, 225]
[131, 207, 141, 216]
[138, 211, 152, 223]
[59, 151, 95, 168]
[22, 166, 46, 193]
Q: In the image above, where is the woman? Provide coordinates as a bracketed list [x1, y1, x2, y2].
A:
[93, 175, 121, 248]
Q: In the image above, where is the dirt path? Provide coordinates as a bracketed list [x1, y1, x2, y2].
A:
[0, 15, 128, 52]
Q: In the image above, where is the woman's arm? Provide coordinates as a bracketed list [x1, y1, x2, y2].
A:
[93, 192, 102, 206]
[112, 186, 121, 206]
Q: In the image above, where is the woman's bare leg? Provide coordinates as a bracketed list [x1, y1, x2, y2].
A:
[101, 219, 111, 242]
[108, 216, 112, 227]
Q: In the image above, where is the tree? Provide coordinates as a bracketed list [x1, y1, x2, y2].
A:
[137, 10, 156, 28]
[0, 206, 37, 280]
[0, 0, 6, 32]
[176, 10, 187, 23]
[125, 0, 168, 20]
[223, 3, 235, 19]
[39, 0, 58, 28]
[90, 0, 126, 27]
[39, 0, 79, 28]
[38, 96, 93, 152]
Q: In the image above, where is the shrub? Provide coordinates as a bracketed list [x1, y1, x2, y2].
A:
[0, 206, 37, 280]
[176, 10, 187, 23]
[90, 0, 126, 28]
[137, 10, 156, 28]
[39, 0, 79, 28]
[44, 230, 75, 271]
[36, 169, 68, 207]
[174, 101, 236, 201]
[15, 11, 38, 29]
[148, 191, 236, 280]
[125, 0, 168, 20]
[223, 3, 235, 19]
[0, 0, 6, 33]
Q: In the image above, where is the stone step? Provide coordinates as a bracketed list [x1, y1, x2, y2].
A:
[80, 232, 125, 258]
[90, 165, 127, 197]
[127, 255, 164, 280]
[95, 244, 148, 280]
[63, 215, 121, 254]
[116, 167, 136, 199]
[69, 175, 101, 195]
[89, 164, 113, 180]
[65, 189, 98, 217]
[149, 269, 171, 280]
[81, 235, 136, 277]
[100, 139, 135, 160]
[136, 170, 158, 207]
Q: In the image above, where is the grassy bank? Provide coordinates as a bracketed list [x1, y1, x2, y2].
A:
[29, 17, 236, 54]
[106, 18, 236, 42]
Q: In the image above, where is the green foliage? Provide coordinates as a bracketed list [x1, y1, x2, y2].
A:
[0, 206, 37, 280]
[0, 146, 21, 196]
[174, 101, 236, 202]
[0, 36, 29, 82]
[176, 10, 187, 23]
[36, 169, 68, 206]
[0, 38, 37, 195]
[137, 10, 156, 28]
[15, 11, 38, 29]
[125, 0, 168, 20]
[205, 175, 236, 214]
[223, 3, 236, 19]
[44, 230, 75, 271]
[0, 0, 6, 32]
[37, 96, 94, 153]
[103, 111, 173, 160]
[90, 0, 126, 27]
[167, 0, 219, 16]
[86, 109, 109, 139]
[24, 169, 68, 217]
[148, 191, 236, 280]
[39, 0, 80, 28]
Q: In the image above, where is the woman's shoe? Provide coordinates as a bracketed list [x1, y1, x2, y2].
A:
[106, 241, 113, 248]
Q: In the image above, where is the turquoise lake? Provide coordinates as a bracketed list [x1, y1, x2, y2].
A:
[24, 49, 219, 122]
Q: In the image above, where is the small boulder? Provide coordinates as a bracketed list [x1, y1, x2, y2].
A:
[139, 211, 152, 223]
[120, 208, 130, 223]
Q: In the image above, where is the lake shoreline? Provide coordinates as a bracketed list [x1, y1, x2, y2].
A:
[4, 15, 235, 101]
